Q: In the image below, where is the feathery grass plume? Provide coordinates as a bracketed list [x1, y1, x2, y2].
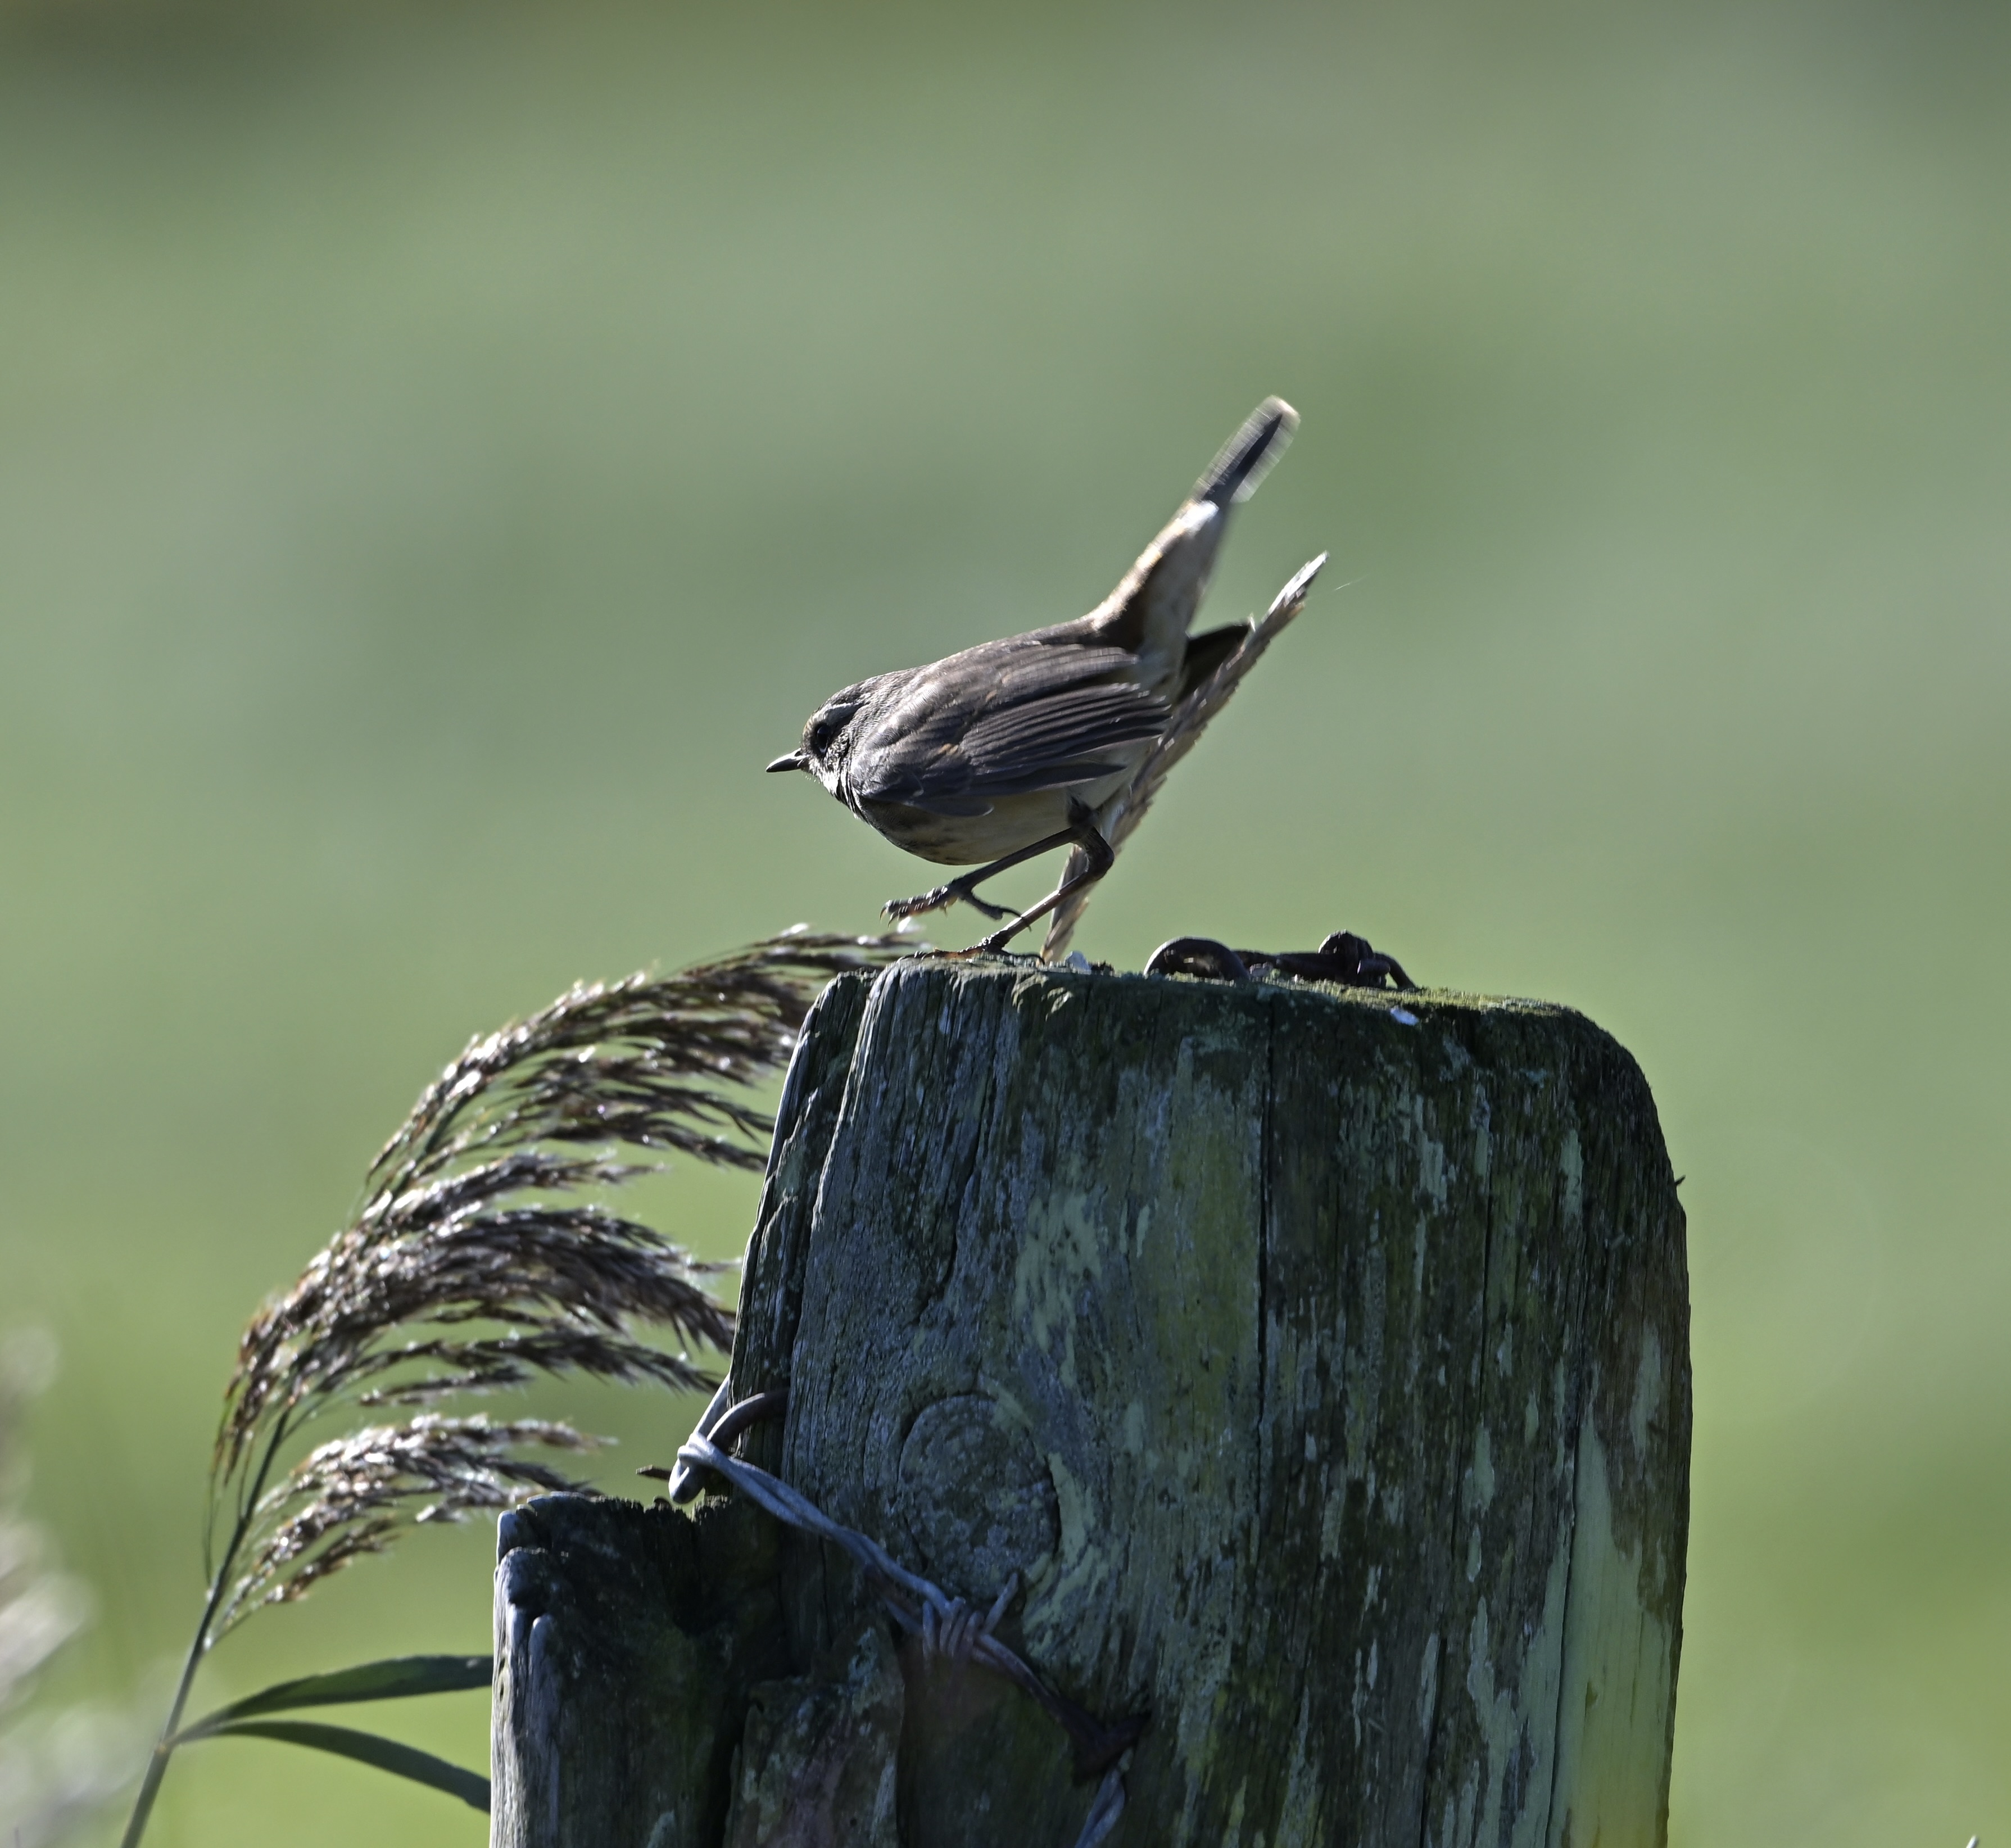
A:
[210, 928, 908, 1557]
[121, 927, 911, 1848]
[1043, 555, 1326, 958]
[215, 1416, 595, 1636]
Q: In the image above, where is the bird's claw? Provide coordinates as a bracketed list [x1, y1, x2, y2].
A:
[884, 887, 953, 921]
[885, 884, 1013, 923]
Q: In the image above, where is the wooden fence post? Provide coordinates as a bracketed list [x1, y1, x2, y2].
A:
[493, 958, 1689, 1847]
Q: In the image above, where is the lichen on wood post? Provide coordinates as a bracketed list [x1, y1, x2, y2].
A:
[492, 957, 1690, 1848]
[490, 1493, 791, 1848]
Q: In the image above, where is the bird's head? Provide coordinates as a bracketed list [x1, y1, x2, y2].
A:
[766, 681, 877, 796]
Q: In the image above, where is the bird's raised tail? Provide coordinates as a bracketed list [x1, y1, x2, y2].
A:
[1192, 396, 1298, 508]
[1041, 552, 1326, 959]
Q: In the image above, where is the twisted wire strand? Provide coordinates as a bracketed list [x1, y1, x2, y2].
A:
[674, 1431, 1145, 1794]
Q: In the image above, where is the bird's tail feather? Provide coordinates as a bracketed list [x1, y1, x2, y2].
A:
[1041, 552, 1325, 959]
[1193, 396, 1298, 507]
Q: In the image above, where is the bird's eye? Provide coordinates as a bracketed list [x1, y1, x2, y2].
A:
[808, 721, 832, 753]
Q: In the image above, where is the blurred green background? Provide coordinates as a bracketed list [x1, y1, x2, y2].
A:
[2, 0, 2006, 1841]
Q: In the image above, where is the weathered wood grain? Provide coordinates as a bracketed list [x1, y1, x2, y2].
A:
[490, 1492, 789, 1848]
[748, 959, 1689, 1848]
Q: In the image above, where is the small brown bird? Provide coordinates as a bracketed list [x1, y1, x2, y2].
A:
[767, 397, 1313, 954]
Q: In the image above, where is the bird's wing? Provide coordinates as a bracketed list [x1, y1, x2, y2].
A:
[990, 642, 1140, 701]
[848, 653, 1168, 812]
[958, 681, 1168, 791]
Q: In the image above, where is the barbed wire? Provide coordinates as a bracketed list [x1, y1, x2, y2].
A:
[666, 1403, 1147, 1842]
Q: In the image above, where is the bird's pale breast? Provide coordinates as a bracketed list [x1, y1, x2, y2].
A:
[855, 761, 1138, 866]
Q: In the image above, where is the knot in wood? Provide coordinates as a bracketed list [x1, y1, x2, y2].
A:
[898, 1393, 1058, 1596]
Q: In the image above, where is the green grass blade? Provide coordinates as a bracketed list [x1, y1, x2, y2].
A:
[174, 1654, 491, 1737]
[189, 1719, 491, 1811]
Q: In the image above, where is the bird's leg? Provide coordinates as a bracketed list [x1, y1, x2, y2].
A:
[883, 823, 1089, 923]
[975, 814, 1115, 955]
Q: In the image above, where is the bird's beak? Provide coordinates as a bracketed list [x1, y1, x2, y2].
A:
[766, 750, 809, 773]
